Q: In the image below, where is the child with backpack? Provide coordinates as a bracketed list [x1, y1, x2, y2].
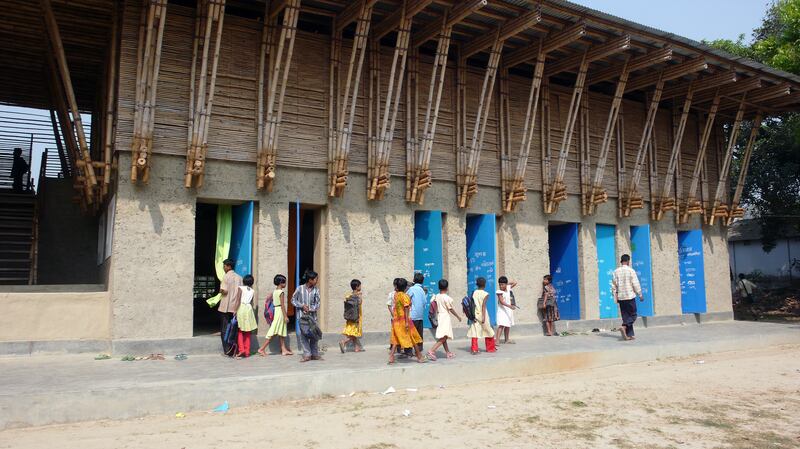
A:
[426, 279, 461, 360]
[235, 275, 258, 358]
[466, 276, 496, 355]
[339, 279, 364, 353]
[257, 274, 294, 357]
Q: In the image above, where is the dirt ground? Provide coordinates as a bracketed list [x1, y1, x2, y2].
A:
[1, 345, 799, 449]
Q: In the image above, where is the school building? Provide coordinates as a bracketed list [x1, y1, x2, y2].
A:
[1, 0, 799, 352]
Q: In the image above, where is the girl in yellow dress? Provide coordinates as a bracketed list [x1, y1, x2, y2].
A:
[339, 279, 364, 353]
[257, 274, 294, 357]
[388, 278, 425, 364]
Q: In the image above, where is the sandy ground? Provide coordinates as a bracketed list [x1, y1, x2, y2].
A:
[1, 345, 799, 449]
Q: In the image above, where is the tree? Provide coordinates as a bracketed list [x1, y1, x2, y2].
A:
[706, 0, 800, 252]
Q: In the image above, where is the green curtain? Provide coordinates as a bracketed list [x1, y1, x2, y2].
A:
[206, 205, 233, 308]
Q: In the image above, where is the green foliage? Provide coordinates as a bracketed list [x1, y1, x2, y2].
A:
[752, 0, 800, 74]
[702, 34, 756, 59]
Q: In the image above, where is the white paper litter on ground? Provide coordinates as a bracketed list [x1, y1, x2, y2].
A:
[382, 386, 396, 395]
[406, 388, 418, 392]
[402, 409, 411, 417]
[487, 405, 497, 409]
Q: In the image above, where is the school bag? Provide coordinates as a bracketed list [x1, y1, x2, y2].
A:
[428, 295, 439, 328]
[461, 295, 476, 322]
[343, 295, 360, 322]
[263, 292, 275, 325]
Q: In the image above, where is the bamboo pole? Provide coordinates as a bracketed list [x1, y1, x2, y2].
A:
[101, 0, 120, 198]
[579, 92, 591, 215]
[679, 92, 722, 223]
[708, 97, 748, 225]
[540, 80, 551, 197]
[653, 84, 694, 220]
[725, 112, 762, 224]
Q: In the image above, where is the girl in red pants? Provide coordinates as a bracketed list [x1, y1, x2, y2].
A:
[235, 275, 258, 358]
[467, 277, 496, 354]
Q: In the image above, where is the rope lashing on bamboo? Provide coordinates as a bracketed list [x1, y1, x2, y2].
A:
[707, 97, 749, 225]
[184, 0, 226, 189]
[543, 51, 590, 215]
[679, 92, 722, 224]
[367, 7, 411, 201]
[41, 0, 98, 206]
[457, 33, 503, 209]
[619, 75, 664, 217]
[725, 112, 762, 225]
[256, 0, 301, 192]
[131, 0, 167, 185]
[328, 1, 373, 198]
[653, 82, 694, 221]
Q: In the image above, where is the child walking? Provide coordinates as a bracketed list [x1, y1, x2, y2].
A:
[257, 274, 294, 356]
[388, 278, 426, 364]
[495, 276, 518, 344]
[426, 279, 461, 360]
[235, 275, 258, 358]
[339, 279, 364, 353]
[467, 276, 496, 355]
[540, 274, 560, 336]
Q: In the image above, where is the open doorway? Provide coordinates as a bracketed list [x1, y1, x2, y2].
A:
[286, 203, 317, 332]
[193, 201, 256, 336]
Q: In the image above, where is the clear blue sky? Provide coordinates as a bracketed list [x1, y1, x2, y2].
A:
[570, 0, 770, 43]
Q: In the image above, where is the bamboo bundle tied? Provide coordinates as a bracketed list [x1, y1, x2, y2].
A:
[679, 93, 722, 224]
[367, 6, 412, 201]
[543, 52, 590, 215]
[184, 0, 226, 189]
[653, 83, 694, 221]
[256, 0, 301, 192]
[130, 0, 167, 185]
[619, 75, 664, 218]
[101, 1, 122, 200]
[328, 1, 374, 198]
[725, 112, 762, 225]
[457, 32, 503, 209]
[41, 0, 98, 206]
[706, 96, 748, 225]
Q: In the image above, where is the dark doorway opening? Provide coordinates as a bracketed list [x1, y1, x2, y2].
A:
[194, 203, 219, 335]
[286, 203, 317, 333]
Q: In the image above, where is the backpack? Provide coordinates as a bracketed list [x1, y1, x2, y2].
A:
[461, 295, 476, 322]
[343, 296, 360, 322]
[428, 295, 439, 328]
[263, 292, 275, 325]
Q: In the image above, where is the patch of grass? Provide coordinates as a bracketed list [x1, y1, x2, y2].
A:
[665, 416, 686, 425]
[646, 427, 664, 434]
[644, 407, 657, 414]
[359, 444, 398, 449]
[748, 408, 783, 420]
[693, 418, 734, 430]
[726, 431, 797, 449]
[524, 415, 540, 423]
[571, 400, 588, 408]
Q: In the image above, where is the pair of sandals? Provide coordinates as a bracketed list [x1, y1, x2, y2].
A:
[425, 351, 455, 361]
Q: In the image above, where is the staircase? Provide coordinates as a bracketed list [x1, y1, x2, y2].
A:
[0, 191, 35, 284]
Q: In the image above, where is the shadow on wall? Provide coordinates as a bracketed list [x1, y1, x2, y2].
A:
[137, 191, 164, 235]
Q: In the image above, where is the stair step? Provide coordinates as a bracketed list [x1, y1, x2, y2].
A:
[0, 267, 30, 272]
[0, 221, 33, 229]
[0, 231, 32, 237]
[0, 259, 31, 266]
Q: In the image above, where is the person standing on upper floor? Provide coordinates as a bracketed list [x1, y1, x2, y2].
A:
[407, 272, 427, 352]
[10, 148, 28, 193]
[291, 270, 323, 362]
[611, 254, 643, 341]
[217, 258, 242, 356]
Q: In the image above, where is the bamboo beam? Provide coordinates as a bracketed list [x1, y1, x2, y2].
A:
[660, 71, 738, 100]
[543, 52, 590, 214]
[588, 46, 672, 85]
[185, 0, 226, 189]
[329, 1, 373, 197]
[372, 0, 433, 40]
[461, 7, 540, 58]
[717, 83, 792, 110]
[503, 21, 586, 69]
[692, 77, 761, 104]
[41, 0, 97, 204]
[679, 93, 724, 224]
[619, 75, 665, 217]
[653, 83, 694, 221]
[725, 113, 763, 224]
[268, 0, 289, 19]
[768, 91, 800, 107]
[411, 0, 486, 48]
[257, 0, 301, 191]
[706, 97, 748, 225]
[335, 0, 378, 32]
[408, 14, 453, 204]
[624, 57, 707, 93]
[544, 35, 630, 77]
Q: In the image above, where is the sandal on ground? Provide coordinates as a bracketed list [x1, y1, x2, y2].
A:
[282, 351, 294, 356]
[506, 340, 516, 344]
[471, 350, 480, 355]
[426, 351, 438, 361]
[257, 349, 267, 357]
[446, 352, 456, 359]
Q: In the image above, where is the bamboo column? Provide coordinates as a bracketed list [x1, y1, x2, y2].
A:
[328, 1, 373, 198]
[540, 80, 552, 198]
[184, 0, 226, 189]
[367, 9, 412, 201]
[102, 1, 122, 200]
[679, 93, 722, 223]
[130, 0, 167, 185]
[256, 0, 301, 192]
[619, 75, 664, 217]
[707, 97, 748, 225]
[543, 52, 590, 214]
[653, 84, 694, 221]
[615, 108, 626, 215]
[578, 91, 591, 215]
[725, 113, 762, 224]
[41, 0, 98, 205]
[457, 33, 503, 209]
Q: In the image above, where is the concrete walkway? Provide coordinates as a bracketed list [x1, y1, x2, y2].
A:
[2, 321, 798, 430]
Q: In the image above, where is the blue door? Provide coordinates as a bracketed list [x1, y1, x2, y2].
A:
[230, 201, 254, 276]
[414, 211, 444, 329]
[466, 214, 497, 326]
[630, 225, 655, 316]
[548, 223, 581, 320]
[596, 224, 618, 319]
[678, 229, 707, 313]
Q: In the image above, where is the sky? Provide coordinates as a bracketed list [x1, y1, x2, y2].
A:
[570, 0, 769, 43]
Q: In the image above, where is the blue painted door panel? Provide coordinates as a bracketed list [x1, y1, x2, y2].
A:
[466, 214, 497, 326]
[414, 211, 444, 329]
[548, 223, 581, 320]
[596, 224, 618, 319]
[630, 225, 655, 317]
[678, 229, 707, 314]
